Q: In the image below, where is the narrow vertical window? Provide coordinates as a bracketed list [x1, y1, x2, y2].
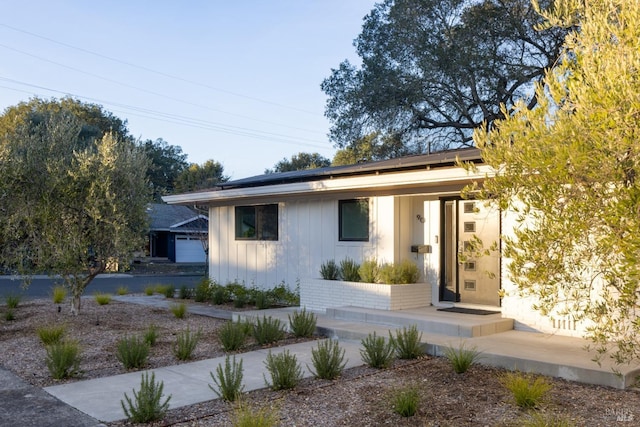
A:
[339, 199, 369, 241]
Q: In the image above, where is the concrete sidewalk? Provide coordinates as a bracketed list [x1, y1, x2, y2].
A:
[45, 339, 364, 423]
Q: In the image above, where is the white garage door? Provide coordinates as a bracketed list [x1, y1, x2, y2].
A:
[175, 236, 206, 263]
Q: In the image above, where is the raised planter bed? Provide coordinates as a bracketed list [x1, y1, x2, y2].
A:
[300, 278, 431, 312]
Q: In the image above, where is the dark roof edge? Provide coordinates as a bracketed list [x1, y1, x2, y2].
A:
[215, 148, 481, 191]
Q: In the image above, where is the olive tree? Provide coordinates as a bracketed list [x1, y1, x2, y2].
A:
[0, 102, 150, 315]
[469, 0, 640, 365]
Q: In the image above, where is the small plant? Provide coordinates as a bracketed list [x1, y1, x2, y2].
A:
[4, 293, 21, 309]
[288, 308, 317, 338]
[254, 290, 272, 310]
[121, 372, 171, 424]
[179, 285, 192, 299]
[443, 342, 482, 374]
[37, 324, 66, 345]
[170, 302, 187, 319]
[252, 316, 286, 345]
[360, 331, 395, 369]
[209, 355, 244, 402]
[263, 349, 303, 390]
[45, 340, 82, 379]
[218, 320, 250, 352]
[116, 335, 150, 370]
[358, 258, 380, 283]
[233, 293, 248, 308]
[143, 324, 160, 346]
[194, 278, 213, 302]
[309, 339, 347, 380]
[270, 282, 299, 306]
[231, 402, 279, 427]
[52, 285, 67, 304]
[212, 286, 229, 305]
[319, 259, 340, 280]
[116, 285, 129, 296]
[4, 309, 15, 321]
[379, 260, 420, 284]
[173, 328, 201, 360]
[162, 285, 176, 299]
[94, 293, 112, 305]
[339, 257, 361, 281]
[390, 325, 423, 359]
[392, 386, 420, 417]
[144, 286, 155, 296]
[501, 371, 552, 409]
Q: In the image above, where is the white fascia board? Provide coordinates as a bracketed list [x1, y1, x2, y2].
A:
[163, 165, 494, 205]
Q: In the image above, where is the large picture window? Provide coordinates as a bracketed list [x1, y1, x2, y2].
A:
[235, 204, 278, 240]
[339, 199, 369, 241]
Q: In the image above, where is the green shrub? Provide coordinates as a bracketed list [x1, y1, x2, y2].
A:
[4, 293, 21, 309]
[52, 285, 67, 304]
[233, 293, 248, 308]
[209, 355, 244, 402]
[288, 308, 317, 338]
[360, 331, 395, 369]
[179, 285, 193, 300]
[339, 257, 361, 282]
[263, 349, 303, 390]
[358, 258, 380, 283]
[309, 339, 347, 380]
[37, 324, 66, 345]
[121, 372, 171, 424]
[379, 260, 420, 284]
[254, 290, 272, 310]
[390, 325, 423, 359]
[116, 285, 129, 296]
[170, 302, 187, 319]
[212, 285, 229, 305]
[116, 335, 149, 370]
[173, 328, 201, 360]
[252, 316, 286, 345]
[319, 259, 339, 280]
[392, 386, 419, 417]
[162, 285, 176, 299]
[269, 282, 299, 306]
[143, 324, 159, 346]
[194, 278, 213, 302]
[45, 340, 81, 379]
[501, 371, 552, 409]
[443, 342, 482, 374]
[94, 293, 112, 305]
[144, 286, 154, 296]
[226, 282, 248, 301]
[231, 402, 279, 427]
[4, 309, 15, 321]
[218, 320, 250, 352]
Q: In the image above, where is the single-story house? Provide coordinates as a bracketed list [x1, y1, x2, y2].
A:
[163, 149, 579, 337]
[146, 203, 208, 263]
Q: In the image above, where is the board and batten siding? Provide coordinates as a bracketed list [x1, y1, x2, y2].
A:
[207, 196, 397, 289]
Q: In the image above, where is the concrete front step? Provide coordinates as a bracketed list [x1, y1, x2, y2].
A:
[325, 306, 514, 338]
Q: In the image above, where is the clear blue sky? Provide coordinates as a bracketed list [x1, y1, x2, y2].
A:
[0, 1, 377, 180]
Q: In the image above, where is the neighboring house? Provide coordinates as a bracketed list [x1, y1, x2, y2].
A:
[147, 203, 208, 263]
[163, 149, 578, 337]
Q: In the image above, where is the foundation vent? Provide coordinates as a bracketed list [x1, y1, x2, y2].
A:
[551, 317, 578, 331]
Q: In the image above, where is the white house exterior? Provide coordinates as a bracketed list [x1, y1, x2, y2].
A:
[164, 149, 582, 337]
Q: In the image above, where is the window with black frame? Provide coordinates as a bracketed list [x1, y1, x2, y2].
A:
[339, 199, 369, 241]
[235, 204, 278, 240]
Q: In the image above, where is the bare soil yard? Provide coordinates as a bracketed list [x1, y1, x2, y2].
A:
[1, 297, 638, 426]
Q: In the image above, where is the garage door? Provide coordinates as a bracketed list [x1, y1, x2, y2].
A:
[175, 236, 206, 263]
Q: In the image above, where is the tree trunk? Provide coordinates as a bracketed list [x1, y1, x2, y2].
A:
[70, 290, 82, 316]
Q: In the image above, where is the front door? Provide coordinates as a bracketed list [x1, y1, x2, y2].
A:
[440, 199, 501, 306]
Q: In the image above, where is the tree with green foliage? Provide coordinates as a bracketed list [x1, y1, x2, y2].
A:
[322, 0, 568, 157]
[174, 160, 229, 193]
[266, 152, 331, 174]
[0, 99, 150, 315]
[332, 133, 408, 166]
[469, 0, 640, 365]
[142, 138, 188, 201]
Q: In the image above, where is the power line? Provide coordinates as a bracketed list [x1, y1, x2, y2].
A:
[0, 22, 319, 115]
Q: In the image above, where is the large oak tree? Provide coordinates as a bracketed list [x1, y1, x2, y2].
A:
[322, 0, 568, 157]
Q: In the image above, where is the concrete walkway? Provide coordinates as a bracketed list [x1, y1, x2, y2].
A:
[35, 296, 640, 424]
